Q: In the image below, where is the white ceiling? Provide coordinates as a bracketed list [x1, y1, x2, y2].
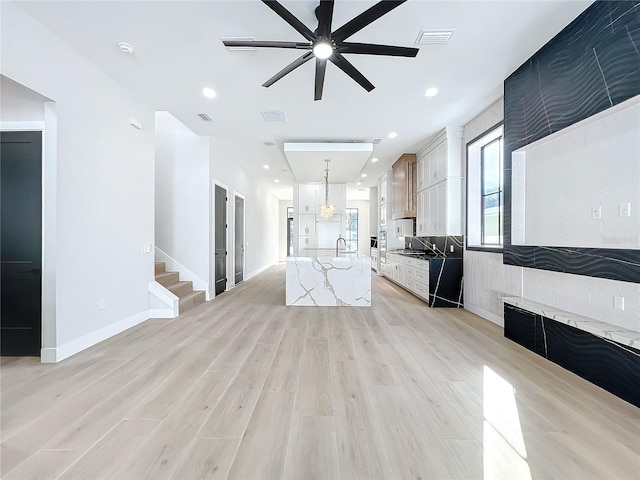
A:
[284, 142, 373, 183]
[12, 0, 593, 200]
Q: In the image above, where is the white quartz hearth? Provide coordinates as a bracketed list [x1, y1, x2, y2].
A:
[286, 256, 371, 306]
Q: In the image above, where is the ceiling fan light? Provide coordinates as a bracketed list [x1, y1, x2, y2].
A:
[313, 41, 333, 59]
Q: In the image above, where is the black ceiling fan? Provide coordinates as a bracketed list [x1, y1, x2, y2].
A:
[222, 0, 418, 101]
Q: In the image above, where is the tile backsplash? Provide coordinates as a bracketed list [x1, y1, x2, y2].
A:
[404, 236, 464, 258]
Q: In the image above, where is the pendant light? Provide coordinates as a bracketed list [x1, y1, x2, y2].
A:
[318, 159, 335, 220]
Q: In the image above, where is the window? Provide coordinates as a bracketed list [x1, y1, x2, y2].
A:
[345, 208, 358, 252]
[467, 124, 504, 249]
[287, 207, 294, 256]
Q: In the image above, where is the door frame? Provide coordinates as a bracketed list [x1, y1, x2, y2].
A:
[210, 178, 231, 299]
[1, 110, 57, 361]
[232, 191, 245, 287]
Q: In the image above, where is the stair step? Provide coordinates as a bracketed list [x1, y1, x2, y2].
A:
[167, 280, 194, 298]
[155, 262, 166, 274]
[156, 271, 179, 287]
[179, 290, 206, 314]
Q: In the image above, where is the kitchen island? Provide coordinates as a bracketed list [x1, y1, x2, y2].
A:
[286, 256, 371, 306]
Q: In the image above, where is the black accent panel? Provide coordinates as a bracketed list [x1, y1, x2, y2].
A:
[504, 304, 640, 407]
[544, 320, 640, 408]
[503, 0, 640, 283]
[428, 258, 463, 308]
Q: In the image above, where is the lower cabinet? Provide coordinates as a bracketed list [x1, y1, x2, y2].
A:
[383, 253, 462, 307]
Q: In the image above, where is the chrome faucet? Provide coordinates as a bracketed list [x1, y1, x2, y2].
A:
[336, 236, 347, 257]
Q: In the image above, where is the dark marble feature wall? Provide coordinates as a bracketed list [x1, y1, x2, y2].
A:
[405, 235, 464, 258]
[429, 258, 463, 308]
[503, 0, 640, 283]
[505, 304, 640, 407]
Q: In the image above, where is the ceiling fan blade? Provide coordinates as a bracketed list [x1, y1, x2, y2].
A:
[262, 0, 316, 42]
[262, 51, 314, 88]
[315, 0, 334, 38]
[223, 40, 311, 50]
[339, 42, 418, 57]
[329, 53, 375, 92]
[314, 58, 327, 101]
[332, 1, 406, 42]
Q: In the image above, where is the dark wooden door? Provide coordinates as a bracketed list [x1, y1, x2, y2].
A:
[1, 131, 42, 356]
[214, 185, 227, 295]
[234, 196, 244, 285]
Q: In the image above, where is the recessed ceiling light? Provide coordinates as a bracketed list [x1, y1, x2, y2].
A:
[274, 179, 279, 183]
[263, 164, 269, 170]
[388, 132, 397, 139]
[117, 42, 134, 54]
[425, 87, 438, 97]
[356, 182, 362, 186]
[371, 157, 379, 163]
[361, 173, 367, 178]
[202, 87, 216, 98]
[264, 141, 275, 146]
[313, 41, 333, 59]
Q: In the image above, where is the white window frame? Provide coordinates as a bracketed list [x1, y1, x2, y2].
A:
[466, 124, 504, 251]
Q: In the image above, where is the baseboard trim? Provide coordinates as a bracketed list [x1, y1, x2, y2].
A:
[40, 310, 149, 363]
[245, 262, 276, 281]
[465, 303, 504, 327]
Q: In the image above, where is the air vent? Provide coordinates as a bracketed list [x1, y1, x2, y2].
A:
[261, 110, 287, 123]
[415, 29, 455, 45]
[373, 138, 382, 144]
[221, 36, 256, 51]
[198, 113, 214, 122]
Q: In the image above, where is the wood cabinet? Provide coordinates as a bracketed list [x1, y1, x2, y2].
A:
[391, 154, 417, 219]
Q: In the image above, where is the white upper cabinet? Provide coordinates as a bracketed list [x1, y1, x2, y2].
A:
[418, 127, 463, 190]
[415, 127, 464, 236]
[379, 175, 389, 205]
[423, 178, 463, 236]
[298, 184, 318, 214]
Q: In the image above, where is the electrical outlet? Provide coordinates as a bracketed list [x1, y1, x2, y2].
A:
[591, 206, 602, 220]
[618, 202, 631, 217]
[449, 244, 454, 253]
[613, 295, 625, 311]
[98, 299, 106, 310]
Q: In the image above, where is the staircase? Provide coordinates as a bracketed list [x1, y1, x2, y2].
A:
[154, 262, 206, 314]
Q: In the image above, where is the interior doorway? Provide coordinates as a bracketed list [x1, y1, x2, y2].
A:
[214, 184, 228, 296]
[234, 194, 244, 285]
[1, 131, 42, 356]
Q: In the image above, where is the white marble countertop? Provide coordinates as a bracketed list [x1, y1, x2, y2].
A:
[286, 256, 371, 306]
[503, 296, 640, 350]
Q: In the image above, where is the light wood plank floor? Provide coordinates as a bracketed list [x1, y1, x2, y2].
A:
[1, 264, 638, 479]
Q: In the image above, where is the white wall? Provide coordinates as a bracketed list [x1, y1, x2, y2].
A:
[155, 112, 210, 287]
[463, 98, 523, 326]
[347, 200, 371, 258]
[209, 138, 279, 282]
[1, 3, 155, 361]
[0, 75, 49, 121]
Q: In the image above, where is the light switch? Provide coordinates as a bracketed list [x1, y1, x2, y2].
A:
[591, 206, 602, 220]
[618, 202, 631, 217]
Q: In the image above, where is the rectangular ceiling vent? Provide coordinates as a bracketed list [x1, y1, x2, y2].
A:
[197, 113, 214, 122]
[221, 36, 256, 51]
[261, 110, 287, 123]
[415, 29, 455, 45]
